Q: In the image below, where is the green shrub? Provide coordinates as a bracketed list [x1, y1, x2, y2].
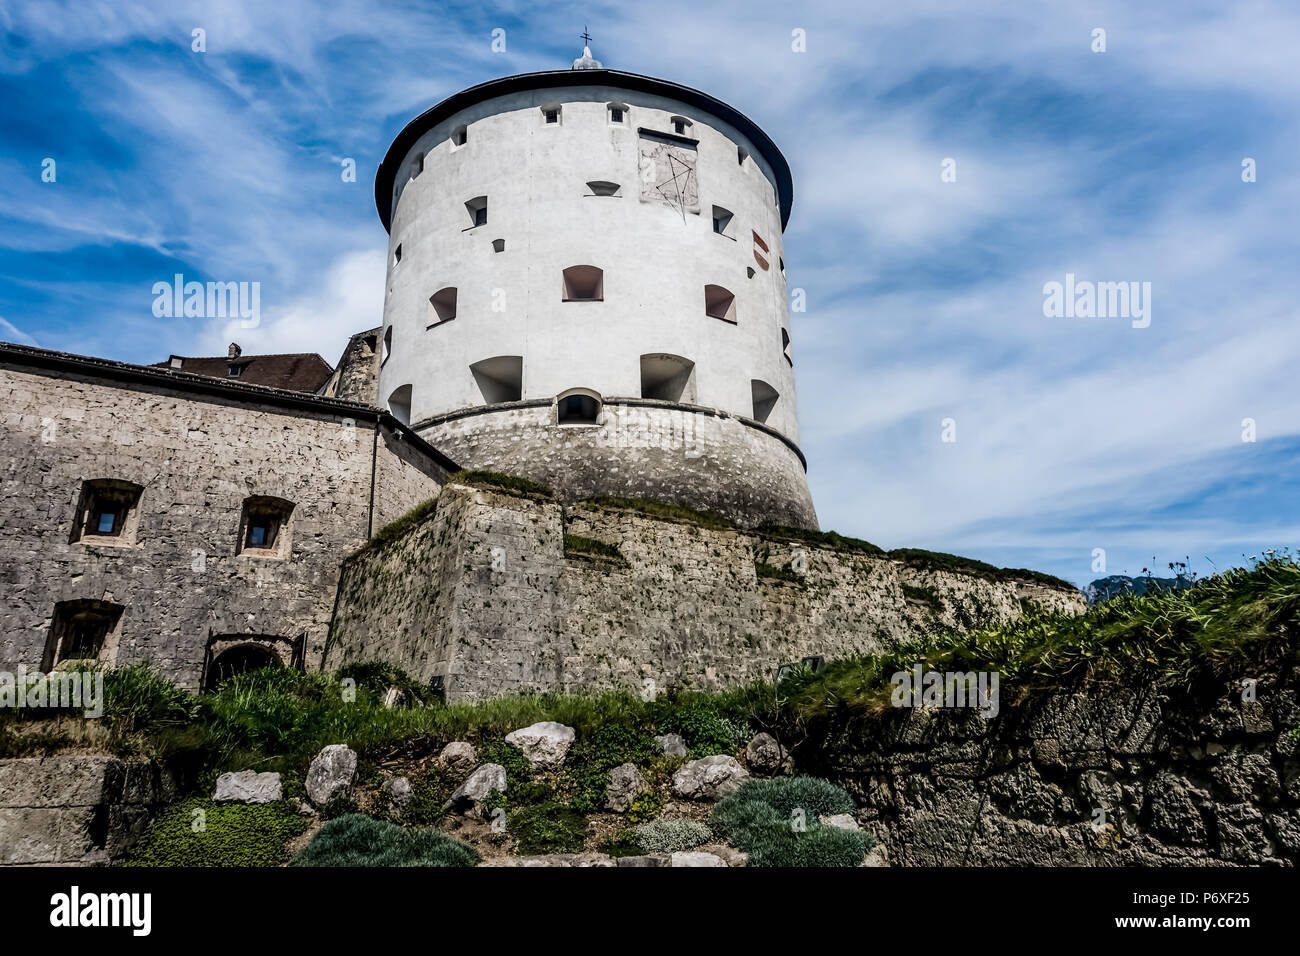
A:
[710, 776, 872, 868]
[654, 700, 748, 758]
[293, 814, 479, 867]
[634, 818, 712, 853]
[624, 788, 664, 824]
[507, 801, 589, 854]
[125, 797, 306, 867]
[562, 722, 661, 812]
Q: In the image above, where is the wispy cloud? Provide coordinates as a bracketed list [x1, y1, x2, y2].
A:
[2, 0, 1296, 587]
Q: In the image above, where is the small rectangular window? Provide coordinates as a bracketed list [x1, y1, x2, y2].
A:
[544, 109, 559, 124]
[474, 206, 487, 226]
[610, 107, 624, 123]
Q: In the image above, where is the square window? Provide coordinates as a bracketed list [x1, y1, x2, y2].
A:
[544, 109, 559, 124]
[610, 108, 624, 123]
[43, 600, 124, 670]
[73, 479, 142, 545]
[239, 496, 293, 558]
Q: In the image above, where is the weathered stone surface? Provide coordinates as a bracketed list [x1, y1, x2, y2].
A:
[382, 776, 412, 809]
[698, 843, 748, 867]
[0, 359, 447, 690]
[443, 764, 506, 813]
[671, 851, 727, 867]
[305, 744, 357, 806]
[479, 852, 615, 867]
[616, 854, 670, 867]
[804, 670, 1300, 867]
[213, 770, 282, 804]
[745, 732, 784, 774]
[671, 755, 749, 800]
[605, 762, 650, 812]
[655, 733, 688, 758]
[327, 483, 1085, 703]
[505, 722, 576, 769]
[0, 756, 173, 865]
[437, 741, 478, 776]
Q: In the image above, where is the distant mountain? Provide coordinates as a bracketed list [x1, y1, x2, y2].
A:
[1083, 574, 1195, 606]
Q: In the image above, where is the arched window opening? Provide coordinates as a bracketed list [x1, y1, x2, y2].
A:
[640, 354, 697, 403]
[562, 265, 604, 301]
[557, 389, 602, 426]
[470, 356, 523, 404]
[387, 384, 413, 426]
[704, 284, 736, 322]
[751, 379, 779, 424]
[465, 195, 488, 228]
[71, 478, 144, 544]
[429, 287, 457, 324]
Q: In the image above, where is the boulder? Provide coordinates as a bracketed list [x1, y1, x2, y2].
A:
[212, 770, 282, 804]
[383, 776, 413, 809]
[443, 763, 506, 814]
[671, 755, 749, 801]
[505, 722, 576, 769]
[437, 741, 478, 776]
[820, 813, 861, 831]
[305, 744, 357, 806]
[670, 851, 727, 867]
[654, 733, 688, 758]
[745, 732, 784, 774]
[605, 762, 650, 812]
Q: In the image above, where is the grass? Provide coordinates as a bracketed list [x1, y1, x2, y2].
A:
[756, 524, 885, 556]
[778, 555, 1300, 722]
[346, 496, 439, 562]
[580, 495, 738, 530]
[756, 560, 803, 583]
[888, 548, 1075, 591]
[562, 533, 626, 563]
[450, 469, 552, 497]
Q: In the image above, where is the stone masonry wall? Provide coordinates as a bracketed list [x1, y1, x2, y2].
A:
[0, 359, 446, 689]
[328, 482, 1084, 701]
[416, 401, 818, 530]
[800, 667, 1300, 866]
[0, 755, 175, 865]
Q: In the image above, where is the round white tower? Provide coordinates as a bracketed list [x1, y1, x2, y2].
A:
[374, 48, 816, 529]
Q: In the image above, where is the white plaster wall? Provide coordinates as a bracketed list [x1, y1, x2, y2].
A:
[378, 83, 801, 444]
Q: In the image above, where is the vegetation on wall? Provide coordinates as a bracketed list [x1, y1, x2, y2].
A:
[562, 533, 626, 563]
[124, 797, 307, 867]
[293, 814, 479, 867]
[451, 469, 553, 498]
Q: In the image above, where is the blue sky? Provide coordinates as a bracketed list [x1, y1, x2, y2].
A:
[1, 0, 1297, 587]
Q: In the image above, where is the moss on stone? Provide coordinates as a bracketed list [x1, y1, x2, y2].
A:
[562, 533, 626, 563]
[451, 469, 553, 498]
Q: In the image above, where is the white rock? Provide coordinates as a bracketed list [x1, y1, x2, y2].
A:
[443, 763, 506, 813]
[820, 813, 861, 831]
[670, 755, 750, 800]
[212, 770, 282, 804]
[505, 721, 576, 769]
[605, 762, 649, 812]
[654, 733, 688, 758]
[437, 741, 478, 776]
[745, 732, 784, 774]
[305, 744, 358, 805]
[383, 776, 413, 809]
[671, 851, 727, 867]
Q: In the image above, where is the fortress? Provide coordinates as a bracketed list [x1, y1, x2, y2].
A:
[0, 49, 1083, 700]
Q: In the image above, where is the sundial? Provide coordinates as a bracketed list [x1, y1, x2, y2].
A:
[638, 132, 700, 219]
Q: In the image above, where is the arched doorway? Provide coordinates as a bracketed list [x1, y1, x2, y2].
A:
[202, 634, 301, 692]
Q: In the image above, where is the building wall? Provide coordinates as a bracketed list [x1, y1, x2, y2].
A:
[418, 400, 816, 529]
[376, 81, 810, 526]
[327, 482, 1085, 702]
[0, 359, 446, 689]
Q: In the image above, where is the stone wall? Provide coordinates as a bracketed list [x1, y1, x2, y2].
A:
[416, 400, 817, 529]
[0, 349, 449, 689]
[800, 670, 1300, 866]
[0, 755, 175, 865]
[327, 481, 1084, 701]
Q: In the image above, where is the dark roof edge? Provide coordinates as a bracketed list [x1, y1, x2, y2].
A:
[376, 411, 462, 475]
[374, 69, 794, 232]
[0, 341, 378, 419]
